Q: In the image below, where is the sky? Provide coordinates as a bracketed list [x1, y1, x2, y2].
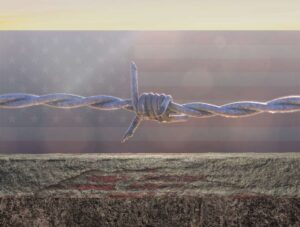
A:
[0, 0, 300, 29]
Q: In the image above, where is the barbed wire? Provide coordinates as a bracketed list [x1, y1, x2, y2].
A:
[0, 62, 299, 142]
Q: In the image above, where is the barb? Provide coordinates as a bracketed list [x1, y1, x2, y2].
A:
[0, 62, 299, 142]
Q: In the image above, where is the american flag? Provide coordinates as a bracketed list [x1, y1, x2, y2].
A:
[0, 31, 299, 153]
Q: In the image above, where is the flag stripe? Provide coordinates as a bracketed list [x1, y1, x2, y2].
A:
[135, 59, 300, 72]
[134, 45, 300, 59]
[0, 127, 299, 142]
[139, 86, 300, 102]
[139, 72, 300, 87]
[0, 112, 300, 127]
[135, 31, 300, 45]
[0, 141, 299, 153]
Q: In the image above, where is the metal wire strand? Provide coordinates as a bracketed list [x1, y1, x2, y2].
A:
[0, 62, 299, 142]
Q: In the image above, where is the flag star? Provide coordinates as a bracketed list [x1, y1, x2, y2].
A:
[41, 107, 49, 113]
[20, 66, 27, 74]
[53, 75, 60, 84]
[9, 38, 15, 45]
[41, 84, 49, 93]
[74, 77, 82, 84]
[31, 115, 38, 123]
[96, 57, 104, 65]
[31, 57, 38, 64]
[42, 46, 49, 54]
[9, 116, 16, 124]
[108, 67, 115, 74]
[120, 37, 130, 45]
[52, 115, 60, 124]
[52, 56, 60, 65]
[85, 108, 93, 113]
[52, 36, 59, 45]
[75, 37, 82, 44]
[214, 36, 227, 49]
[108, 47, 116, 55]
[96, 75, 104, 84]
[120, 58, 127, 64]
[97, 115, 105, 123]
[30, 37, 38, 45]
[120, 76, 126, 83]
[85, 86, 93, 94]
[85, 46, 92, 54]
[64, 66, 71, 74]
[8, 76, 16, 84]
[42, 66, 49, 74]
[64, 85, 72, 93]
[8, 57, 15, 64]
[74, 115, 83, 123]
[75, 57, 82, 64]
[85, 66, 94, 73]
[29, 76, 39, 84]
[20, 46, 27, 54]
[96, 37, 104, 45]
[20, 85, 27, 93]
[119, 115, 129, 123]
[108, 85, 115, 93]
[63, 46, 71, 54]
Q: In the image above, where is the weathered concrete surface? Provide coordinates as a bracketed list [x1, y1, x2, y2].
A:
[0, 153, 299, 226]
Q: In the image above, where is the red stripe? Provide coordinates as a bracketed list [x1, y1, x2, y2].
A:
[1, 114, 299, 127]
[0, 141, 299, 153]
[59, 85, 300, 100]
[1, 116, 299, 127]
[141, 86, 300, 101]
[135, 31, 300, 45]
[135, 59, 300, 72]
[142, 114, 300, 127]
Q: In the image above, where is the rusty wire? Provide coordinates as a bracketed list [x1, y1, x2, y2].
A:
[0, 62, 299, 142]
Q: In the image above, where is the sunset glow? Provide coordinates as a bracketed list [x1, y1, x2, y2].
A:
[0, 0, 300, 30]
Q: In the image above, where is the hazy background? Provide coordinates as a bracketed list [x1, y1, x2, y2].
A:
[0, 31, 299, 153]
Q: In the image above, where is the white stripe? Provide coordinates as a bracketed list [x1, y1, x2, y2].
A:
[0, 127, 299, 142]
[139, 72, 300, 87]
[134, 45, 300, 59]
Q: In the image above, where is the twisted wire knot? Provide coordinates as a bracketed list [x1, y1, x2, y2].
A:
[0, 61, 299, 142]
[121, 62, 188, 142]
[135, 93, 173, 122]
